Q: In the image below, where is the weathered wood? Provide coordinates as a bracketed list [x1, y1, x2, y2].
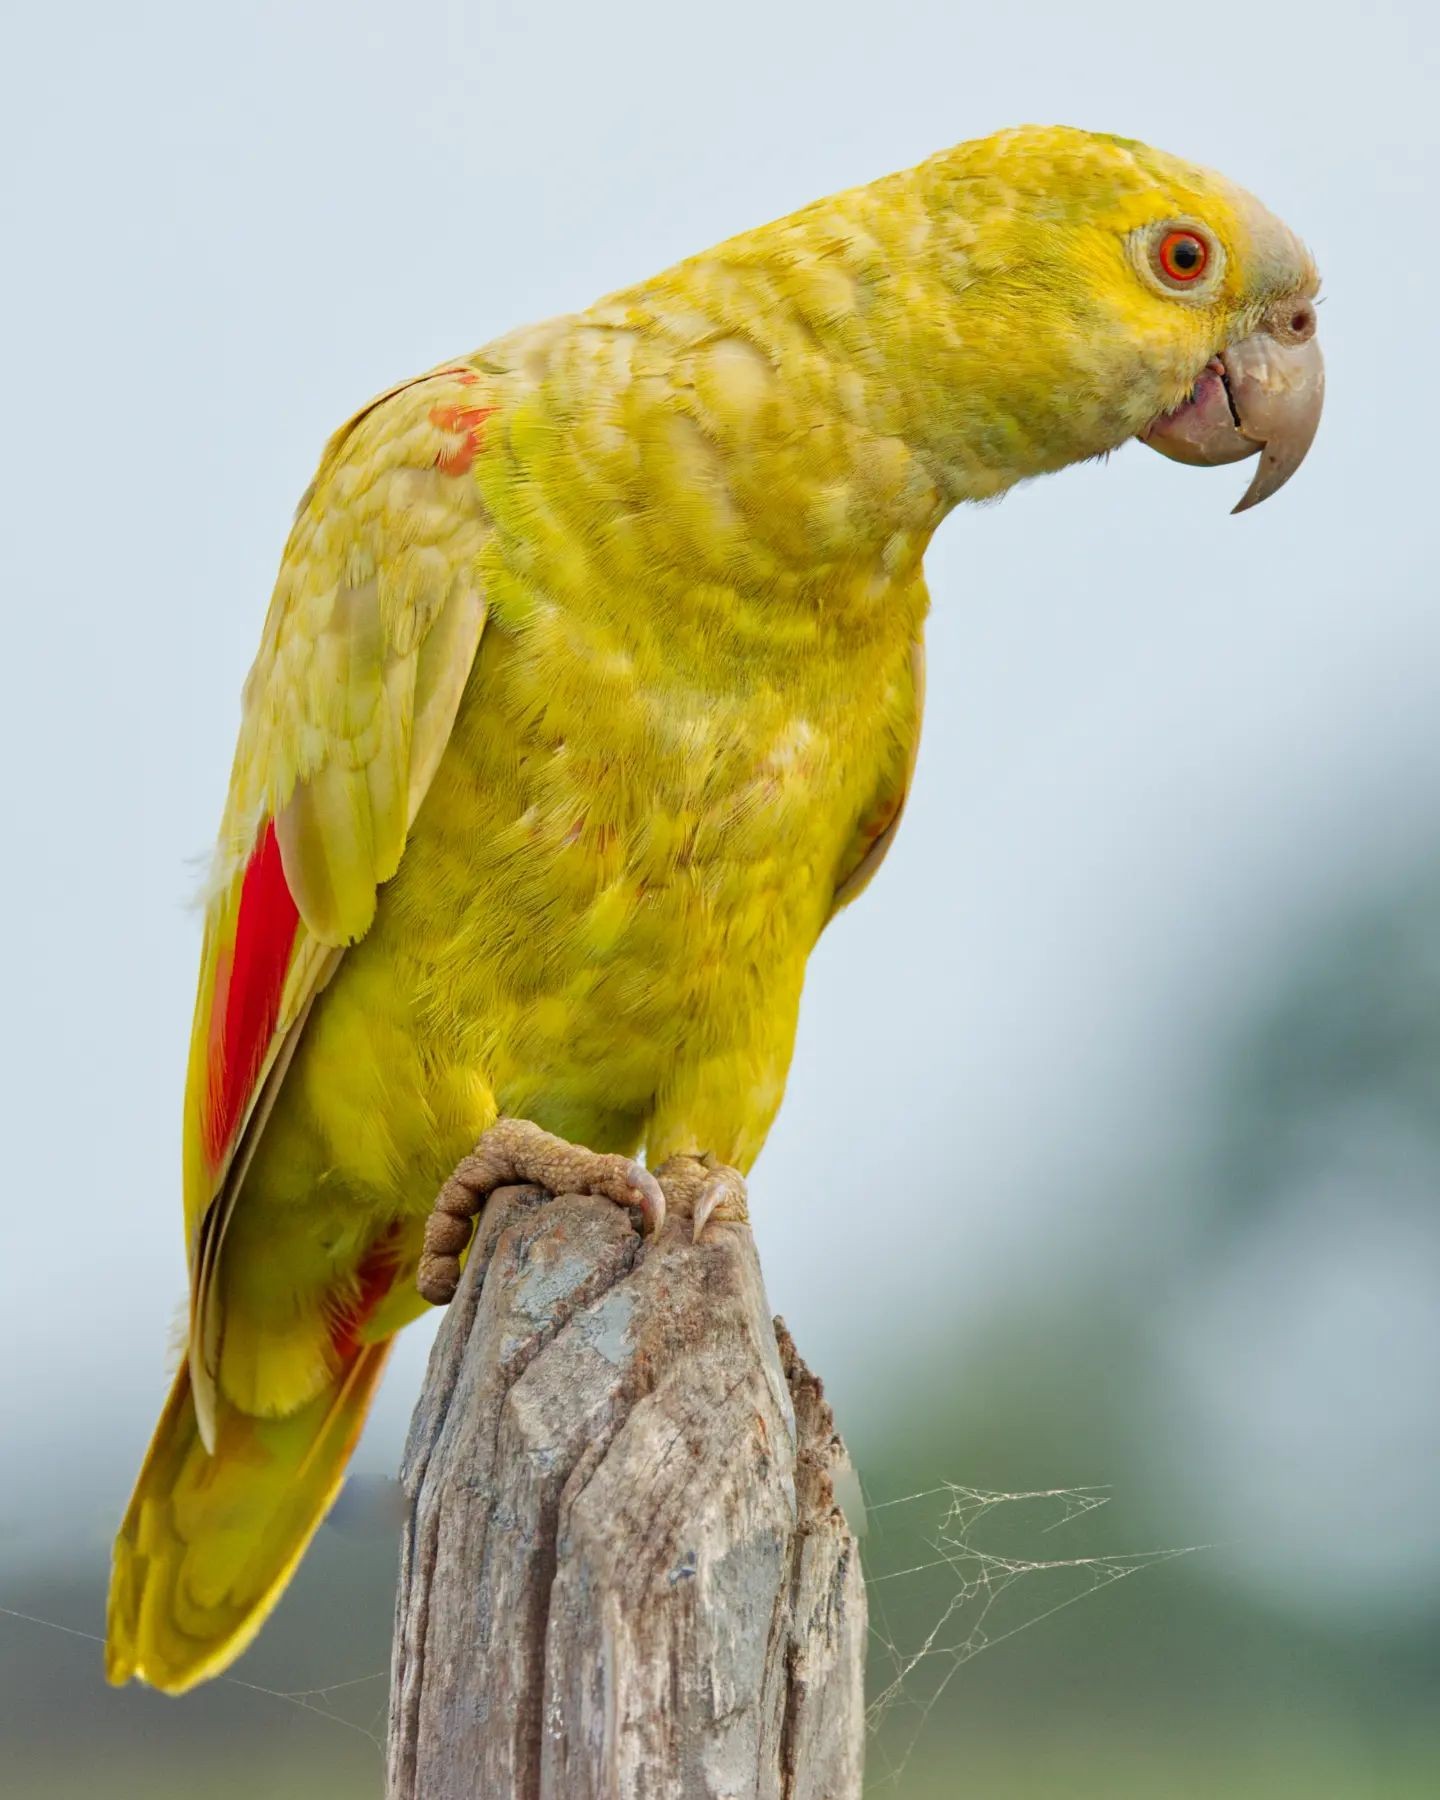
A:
[386, 1170, 865, 1800]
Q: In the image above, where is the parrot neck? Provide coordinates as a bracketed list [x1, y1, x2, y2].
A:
[578, 168, 1133, 572]
[619, 154, 1165, 510]
[498, 157, 1153, 650]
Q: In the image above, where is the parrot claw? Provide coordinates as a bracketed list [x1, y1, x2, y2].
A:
[649, 1151, 750, 1241]
[692, 1154, 750, 1241]
[416, 1117, 666, 1305]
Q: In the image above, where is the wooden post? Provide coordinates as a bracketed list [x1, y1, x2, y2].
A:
[385, 1175, 866, 1800]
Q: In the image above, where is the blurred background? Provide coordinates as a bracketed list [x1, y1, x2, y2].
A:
[2, 1, 1437, 1794]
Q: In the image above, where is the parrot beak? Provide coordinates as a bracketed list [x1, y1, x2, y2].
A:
[1139, 299, 1324, 513]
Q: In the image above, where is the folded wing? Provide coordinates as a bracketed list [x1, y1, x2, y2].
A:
[183, 362, 496, 1445]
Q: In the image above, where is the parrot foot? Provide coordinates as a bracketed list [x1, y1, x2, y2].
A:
[416, 1117, 667, 1305]
[652, 1151, 751, 1241]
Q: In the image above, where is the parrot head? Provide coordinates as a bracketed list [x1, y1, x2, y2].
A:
[909, 126, 1323, 511]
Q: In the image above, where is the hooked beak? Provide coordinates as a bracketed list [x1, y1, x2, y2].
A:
[1140, 299, 1324, 513]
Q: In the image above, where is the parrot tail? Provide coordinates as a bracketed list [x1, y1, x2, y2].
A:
[105, 1341, 392, 1694]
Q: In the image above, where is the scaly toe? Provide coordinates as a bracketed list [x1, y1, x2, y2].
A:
[416, 1207, 471, 1305]
[416, 1118, 667, 1305]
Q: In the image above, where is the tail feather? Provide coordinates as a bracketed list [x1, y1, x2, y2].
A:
[106, 1343, 391, 1694]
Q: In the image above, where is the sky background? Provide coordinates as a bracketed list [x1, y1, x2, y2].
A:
[2, 2, 1438, 1793]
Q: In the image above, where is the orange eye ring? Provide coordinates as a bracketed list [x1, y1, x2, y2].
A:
[1157, 229, 1210, 283]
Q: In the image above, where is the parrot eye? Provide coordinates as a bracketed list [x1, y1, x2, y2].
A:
[1155, 228, 1211, 285]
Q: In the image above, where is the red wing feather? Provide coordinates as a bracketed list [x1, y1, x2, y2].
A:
[327, 1230, 403, 1365]
[203, 819, 301, 1168]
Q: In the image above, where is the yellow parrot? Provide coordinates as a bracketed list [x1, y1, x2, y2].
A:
[107, 124, 1323, 1693]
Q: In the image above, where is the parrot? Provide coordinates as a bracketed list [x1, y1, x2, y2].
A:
[106, 124, 1323, 1693]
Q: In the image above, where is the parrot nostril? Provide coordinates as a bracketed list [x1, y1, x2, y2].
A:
[1278, 303, 1316, 343]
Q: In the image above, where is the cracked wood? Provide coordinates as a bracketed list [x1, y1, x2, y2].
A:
[385, 1184, 865, 1799]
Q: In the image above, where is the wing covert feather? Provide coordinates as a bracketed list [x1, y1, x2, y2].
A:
[182, 363, 495, 1444]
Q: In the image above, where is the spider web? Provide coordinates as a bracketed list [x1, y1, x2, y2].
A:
[4, 1484, 1196, 1782]
[861, 1482, 1201, 1788]
[0, 1605, 391, 1757]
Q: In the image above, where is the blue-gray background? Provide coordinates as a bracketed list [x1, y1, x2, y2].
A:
[2, 2, 1437, 1793]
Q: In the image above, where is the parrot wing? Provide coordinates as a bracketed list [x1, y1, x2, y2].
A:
[828, 635, 926, 916]
[184, 361, 495, 1447]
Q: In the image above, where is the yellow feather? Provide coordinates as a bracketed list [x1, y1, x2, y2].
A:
[107, 1350, 390, 1694]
